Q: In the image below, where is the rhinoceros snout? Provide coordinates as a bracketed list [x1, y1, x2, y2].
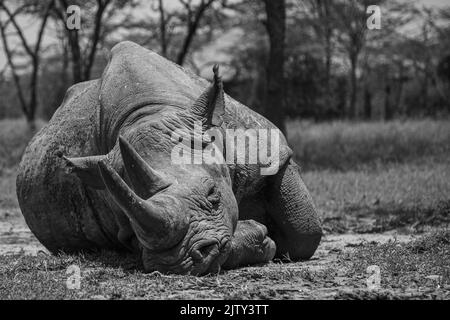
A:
[191, 241, 219, 262]
[190, 239, 231, 275]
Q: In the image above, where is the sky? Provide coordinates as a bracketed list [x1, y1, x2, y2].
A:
[0, 0, 449, 72]
[416, 0, 449, 7]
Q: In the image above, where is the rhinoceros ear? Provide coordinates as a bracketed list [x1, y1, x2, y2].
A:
[59, 154, 107, 190]
[190, 64, 225, 127]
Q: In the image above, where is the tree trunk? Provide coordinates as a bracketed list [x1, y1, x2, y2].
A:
[83, 0, 108, 80]
[324, 36, 332, 108]
[158, 0, 167, 57]
[26, 115, 37, 132]
[384, 84, 392, 120]
[263, 0, 286, 135]
[395, 64, 405, 116]
[68, 30, 83, 83]
[363, 86, 372, 120]
[317, 0, 333, 111]
[422, 69, 429, 114]
[349, 54, 358, 119]
[56, 0, 109, 83]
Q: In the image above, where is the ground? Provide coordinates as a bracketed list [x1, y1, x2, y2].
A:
[0, 118, 449, 299]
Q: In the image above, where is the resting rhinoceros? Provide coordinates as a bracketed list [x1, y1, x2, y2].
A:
[17, 41, 322, 275]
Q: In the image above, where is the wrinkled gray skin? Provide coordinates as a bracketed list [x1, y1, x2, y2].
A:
[17, 42, 322, 275]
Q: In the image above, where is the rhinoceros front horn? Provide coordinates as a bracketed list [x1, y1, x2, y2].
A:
[118, 136, 171, 199]
[97, 155, 182, 248]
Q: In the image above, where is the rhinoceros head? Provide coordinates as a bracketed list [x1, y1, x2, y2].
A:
[66, 66, 237, 275]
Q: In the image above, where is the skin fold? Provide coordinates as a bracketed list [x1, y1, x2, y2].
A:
[16, 41, 322, 275]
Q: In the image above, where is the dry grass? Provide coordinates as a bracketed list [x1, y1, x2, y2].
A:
[288, 119, 450, 171]
[1, 230, 449, 299]
[287, 119, 450, 233]
[347, 229, 450, 297]
[0, 169, 18, 211]
[0, 118, 44, 171]
[0, 117, 449, 299]
[303, 160, 450, 233]
[0, 119, 44, 211]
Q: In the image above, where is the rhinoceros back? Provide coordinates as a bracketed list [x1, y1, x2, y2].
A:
[16, 80, 121, 253]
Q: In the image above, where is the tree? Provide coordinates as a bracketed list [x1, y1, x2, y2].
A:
[0, 0, 54, 128]
[426, 6, 450, 110]
[132, 0, 219, 65]
[303, 0, 336, 111]
[263, 0, 286, 134]
[175, 0, 215, 65]
[157, 0, 168, 56]
[51, 0, 128, 83]
[331, 0, 374, 118]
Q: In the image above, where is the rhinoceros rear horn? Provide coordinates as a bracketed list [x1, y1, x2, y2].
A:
[97, 160, 178, 243]
[190, 64, 225, 127]
[60, 154, 107, 189]
[118, 136, 171, 199]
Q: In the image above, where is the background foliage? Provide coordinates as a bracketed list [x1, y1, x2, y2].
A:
[0, 0, 449, 127]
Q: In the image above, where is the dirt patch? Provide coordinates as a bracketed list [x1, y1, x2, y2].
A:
[0, 212, 47, 256]
[0, 212, 412, 259]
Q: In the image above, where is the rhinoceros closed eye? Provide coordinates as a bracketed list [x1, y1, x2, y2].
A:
[206, 185, 220, 204]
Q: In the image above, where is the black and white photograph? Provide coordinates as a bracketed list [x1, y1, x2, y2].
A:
[0, 0, 449, 303]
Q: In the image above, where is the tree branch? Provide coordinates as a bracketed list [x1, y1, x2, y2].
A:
[176, 0, 215, 65]
[0, 2, 34, 57]
[0, 21, 29, 118]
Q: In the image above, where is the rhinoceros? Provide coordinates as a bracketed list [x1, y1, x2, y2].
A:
[17, 41, 322, 275]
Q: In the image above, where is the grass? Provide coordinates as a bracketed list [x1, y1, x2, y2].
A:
[0, 118, 44, 171]
[0, 168, 18, 211]
[0, 117, 450, 299]
[288, 119, 450, 171]
[0, 119, 44, 212]
[303, 159, 450, 233]
[0, 230, 448, 299]
[344, 229, 450, 299]
[287, 118, 450, 233]
[0, 250, 316, 299]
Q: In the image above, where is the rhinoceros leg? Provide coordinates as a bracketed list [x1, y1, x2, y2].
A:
[265, 159, 322, 261]
[222, 220, 276, 269]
